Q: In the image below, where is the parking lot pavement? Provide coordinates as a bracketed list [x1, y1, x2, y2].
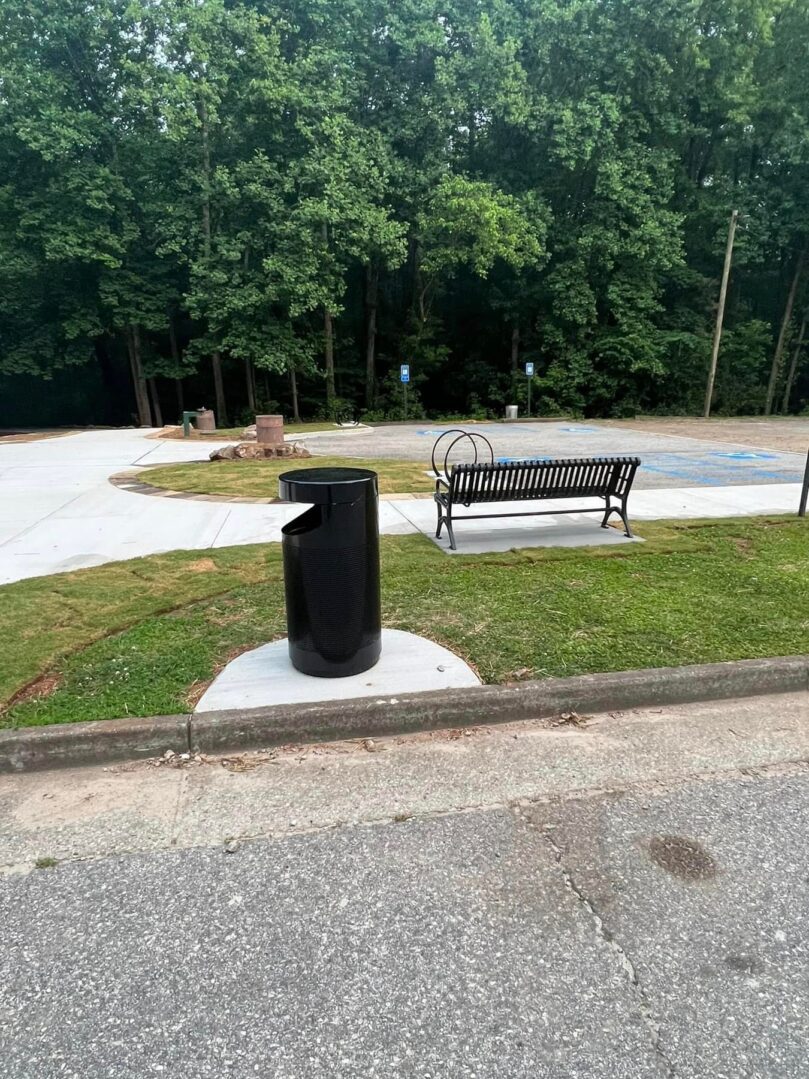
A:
[306, 419, 809, 488]
[3, 693, 809, 1077]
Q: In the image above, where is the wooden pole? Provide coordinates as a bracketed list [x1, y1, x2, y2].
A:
[703, 209, 738, 418]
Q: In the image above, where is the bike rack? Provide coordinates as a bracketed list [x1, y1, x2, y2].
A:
[431, 429, 495, 477]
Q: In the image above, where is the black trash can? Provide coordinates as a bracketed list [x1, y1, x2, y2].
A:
[279, 467, 381, 677]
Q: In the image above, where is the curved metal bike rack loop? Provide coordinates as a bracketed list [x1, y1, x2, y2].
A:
[431, 428, 471, 476]
[431, 429, 495, 478]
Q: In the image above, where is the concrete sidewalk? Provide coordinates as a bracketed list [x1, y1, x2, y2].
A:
[2, 692, 809, 1077]
[0, 428, 802, 581]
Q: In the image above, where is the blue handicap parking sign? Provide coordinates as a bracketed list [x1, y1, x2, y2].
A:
[400, 364, 410, 383]
[525, 362, 534, 377]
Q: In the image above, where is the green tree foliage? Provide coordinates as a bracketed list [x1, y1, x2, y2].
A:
[1, 0, 809, 424]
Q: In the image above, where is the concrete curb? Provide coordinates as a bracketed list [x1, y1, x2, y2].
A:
[0, 715, 190, 774]
[1, 656, 807, 773]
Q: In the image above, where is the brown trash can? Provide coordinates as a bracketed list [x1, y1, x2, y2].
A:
[196, 408, 216, 432]
[256, 414, 284, 446]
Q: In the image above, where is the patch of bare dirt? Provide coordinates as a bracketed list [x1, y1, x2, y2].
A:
[0, 430, 78, 443]
[731, 537, 754, 553]
[150, 426, 245, 441]
[186, 558, 218, 574]
[4, 673, 62, 710]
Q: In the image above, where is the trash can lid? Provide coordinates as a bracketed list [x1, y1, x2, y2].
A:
[279, 467, 378, 505]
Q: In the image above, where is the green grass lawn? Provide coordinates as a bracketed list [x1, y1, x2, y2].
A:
[143, 457, 435, 497]
[1, 517, 807, 729]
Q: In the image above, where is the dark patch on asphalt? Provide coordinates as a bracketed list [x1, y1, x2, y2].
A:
[724, 953, 760, 974]
[648, 835, 718, 881]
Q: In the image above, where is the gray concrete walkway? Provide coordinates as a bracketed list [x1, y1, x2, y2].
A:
[2, 692, 809, 1077]
[0, 427, 803, 580]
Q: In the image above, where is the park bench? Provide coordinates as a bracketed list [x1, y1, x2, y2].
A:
[431, 431, 640, 551]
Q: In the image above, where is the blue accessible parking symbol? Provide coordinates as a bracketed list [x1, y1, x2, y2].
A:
[400, 364, 410, 383]
[711, 451, 778, 460]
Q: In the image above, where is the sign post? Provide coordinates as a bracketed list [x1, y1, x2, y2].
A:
[400, 363, 410, 419]
[525, 362, 534, 417]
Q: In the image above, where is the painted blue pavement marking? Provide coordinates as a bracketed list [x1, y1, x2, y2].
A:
[559, 426, 599, 434]
[496, 456, 552, 463]
[638, 451, 801, 486]
[711, 451, 779, 461]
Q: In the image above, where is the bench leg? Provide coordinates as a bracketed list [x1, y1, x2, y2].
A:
[619, 503, 634, 539]
[601, 500, 634, 539]
[445, 513, 457, 551]
[434, 497, 457, 549]
[435, 501, 444, 539]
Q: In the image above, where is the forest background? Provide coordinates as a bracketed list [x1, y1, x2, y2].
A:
[2, 0, 808, 427]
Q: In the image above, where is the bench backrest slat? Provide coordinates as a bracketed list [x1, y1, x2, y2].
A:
[450, 456, 640, 505]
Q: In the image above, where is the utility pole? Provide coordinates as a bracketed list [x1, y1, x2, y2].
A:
[703, 209, 738, 418]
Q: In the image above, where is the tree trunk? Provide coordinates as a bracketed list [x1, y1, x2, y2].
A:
[211, 351, 227, 426]
[168, 311, 181, 367]
[168, 315, 184, 419]
[290, 365, 301, 423]
[510, 323, 520, 397]
[127, 325, 152, 427]
[244, 358, 256, 413]
[148, 378, 163, 428]
[95, 336, 119, 426]
[198, 93, 228, 425]
[365, 262, 378, 409]
[322, 223, 336, 414]
[324, 308, 336, 413]
[765, 245, 806, 414]
[412, 238, 427, 325]
[781, 313, 807, 414]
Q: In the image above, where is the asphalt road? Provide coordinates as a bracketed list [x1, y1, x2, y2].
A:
[306, 420, 808, 489]
[3, 697, 809, 1077]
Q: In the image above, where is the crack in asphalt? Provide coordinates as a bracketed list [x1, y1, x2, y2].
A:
[516, 806, 678, 1078]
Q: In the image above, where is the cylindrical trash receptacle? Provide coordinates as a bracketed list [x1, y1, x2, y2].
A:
[256, 414, 284, 446]
[505, 404, 518, 420]
[279, 468, 381, 677]
[196, 408, 216, 432]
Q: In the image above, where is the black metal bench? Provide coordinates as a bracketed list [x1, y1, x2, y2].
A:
[434, 453, 640, 550]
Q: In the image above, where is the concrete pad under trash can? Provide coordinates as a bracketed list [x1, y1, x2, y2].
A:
[194, 629, 480, 712]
